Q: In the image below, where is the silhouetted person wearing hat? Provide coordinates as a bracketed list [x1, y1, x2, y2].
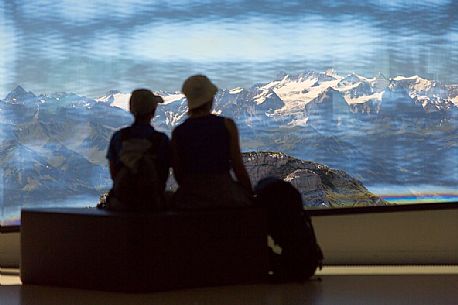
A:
[106, 89, 170, 210]
[171, 75, 253, 208]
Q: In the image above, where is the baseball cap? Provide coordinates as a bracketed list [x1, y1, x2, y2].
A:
[129, 89, 164, 116]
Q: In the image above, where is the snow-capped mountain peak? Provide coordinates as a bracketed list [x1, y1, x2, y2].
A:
[96, 91, 130, 111]
[161, 92, 185, 104]
[96, 91, 185, 111]
[5, 85, 36, 102]
[229, 87, 244, 94]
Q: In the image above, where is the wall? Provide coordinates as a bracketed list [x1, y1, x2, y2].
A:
[1, 207, 458, 267]
[0, 231, 20, 267]
[313, 208, 458, 265]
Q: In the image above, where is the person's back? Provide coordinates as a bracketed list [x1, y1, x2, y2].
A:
[171, 75, 252, 209]
[105, 89, 170, 211]
[172, 114, 230, 175]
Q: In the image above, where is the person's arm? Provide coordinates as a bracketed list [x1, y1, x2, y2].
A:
[107, 132, 119, 181]
[158, 134, 171, 191]
[109, 160, 118, 180]
[224, 118, 253, 195]
[170, 131, 184, 186]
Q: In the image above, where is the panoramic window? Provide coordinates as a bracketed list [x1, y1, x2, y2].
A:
[1, 0, 457, 226]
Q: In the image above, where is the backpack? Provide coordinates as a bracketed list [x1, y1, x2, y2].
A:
[255, 177, 323, 282]
[108, 127, 165, 211]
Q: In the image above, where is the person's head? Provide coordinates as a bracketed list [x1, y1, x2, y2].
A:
[129, 89, 164, 122]
[181, 75, 218, 116]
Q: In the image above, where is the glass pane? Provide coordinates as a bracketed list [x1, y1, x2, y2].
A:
[1, 0, 457, 225]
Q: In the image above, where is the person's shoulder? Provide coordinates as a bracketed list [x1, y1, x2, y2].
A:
[221, 117, 238, 136]
[110, 129, 123, 142]
[112, 126, 134, 142]
[219, 115, 233, 122]
[153, 130, 170, 142]
[221, 116, 236, 127]
[151, 130, 170, 158]
[171, 119, 188, 136]
[174, 120, 186, 129]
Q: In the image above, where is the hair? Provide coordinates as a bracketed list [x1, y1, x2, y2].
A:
[188, 99, 213, 116]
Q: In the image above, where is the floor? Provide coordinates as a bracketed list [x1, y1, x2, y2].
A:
[1, 266, 458, 305]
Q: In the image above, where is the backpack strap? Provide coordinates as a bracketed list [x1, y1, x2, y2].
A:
[119, 126, 161, 156]
[120, 127, 160, 147]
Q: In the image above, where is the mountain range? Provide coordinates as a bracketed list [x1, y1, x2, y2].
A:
[1, 71, 457, 220]
[97, 70, 458, 186]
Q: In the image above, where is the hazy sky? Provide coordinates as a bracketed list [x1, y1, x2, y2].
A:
[1, 0, 457, 97]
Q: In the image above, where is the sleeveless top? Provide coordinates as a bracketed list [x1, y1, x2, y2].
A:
[172, 114, 231, 174]
[172, 114, 252, 209]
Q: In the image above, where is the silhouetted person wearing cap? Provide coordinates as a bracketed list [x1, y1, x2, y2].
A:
[106, 89, 170, 210]
[171, 75, 253, 208]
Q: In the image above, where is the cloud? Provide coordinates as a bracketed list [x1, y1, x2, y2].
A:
[3, 0, 458, 95]
[0, 10, 17, 98]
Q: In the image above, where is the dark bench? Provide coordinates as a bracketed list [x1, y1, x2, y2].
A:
[20, 207, 268, 292]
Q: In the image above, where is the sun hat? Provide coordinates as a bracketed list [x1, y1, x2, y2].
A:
[181, 75, 218, 110]
[129, 89, 164, 116]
